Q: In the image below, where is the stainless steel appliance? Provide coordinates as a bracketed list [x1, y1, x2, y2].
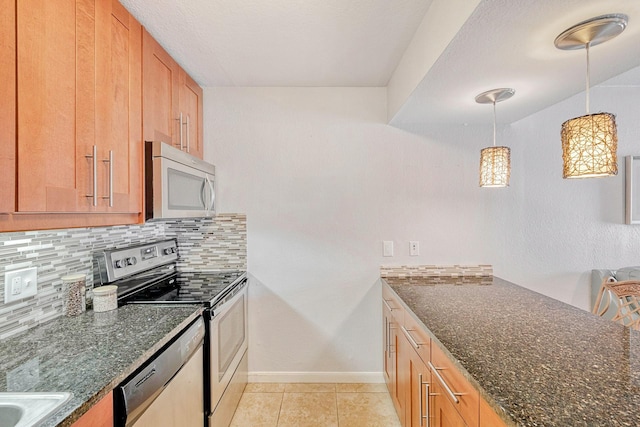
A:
[114, 318, 206, 427]
[94, 239, 248, 427]
[145, 141, 215, 220]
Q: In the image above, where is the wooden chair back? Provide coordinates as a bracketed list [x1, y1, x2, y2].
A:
[593, 278, 640, 330]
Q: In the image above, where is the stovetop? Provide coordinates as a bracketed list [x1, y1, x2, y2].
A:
[116, 269, 246, 307]
[93, 239, 246, 308]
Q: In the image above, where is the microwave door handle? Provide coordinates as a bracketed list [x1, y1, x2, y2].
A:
[206, 176, 215, 212]
[200, 179, 207, 209]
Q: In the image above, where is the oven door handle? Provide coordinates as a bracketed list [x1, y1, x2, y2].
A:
[210, 278, 247, 318]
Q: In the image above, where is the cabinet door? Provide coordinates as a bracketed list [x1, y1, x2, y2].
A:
[180, 72, 204, 159]
[431, 380, 468, 427]
[95, 0, 142, 213]
[142, 29, 180, 147]
[402, 334, 431, 427]
[479, 398, 508, 427]
[383, 298, 394, 387]
[431, 344, 479, 427]
[17, 0, 95, 212]
[0, 0, 15, 213]
[72, 391, 113, 427]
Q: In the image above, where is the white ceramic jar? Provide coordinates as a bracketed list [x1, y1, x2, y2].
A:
[93, 285, 118, 312]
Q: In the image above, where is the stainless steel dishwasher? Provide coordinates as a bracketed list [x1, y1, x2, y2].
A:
[114, 317, 205, 427]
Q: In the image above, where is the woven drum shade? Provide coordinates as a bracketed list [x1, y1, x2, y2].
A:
[561, 112, 618, 178]
[479, 146, 510, 187]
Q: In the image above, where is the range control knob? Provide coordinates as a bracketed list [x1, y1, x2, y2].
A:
[114, 259, 125, 269]
[164, 247, 176, 255]
[126, 257, 137, 266]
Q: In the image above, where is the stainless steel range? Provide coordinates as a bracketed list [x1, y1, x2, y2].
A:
[94, 239, 248, 427]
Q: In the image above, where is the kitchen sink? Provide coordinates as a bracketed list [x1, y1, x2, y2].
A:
[0, 392, 71, 427]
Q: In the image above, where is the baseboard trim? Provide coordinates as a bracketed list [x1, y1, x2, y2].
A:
[248, 372, 385, 383]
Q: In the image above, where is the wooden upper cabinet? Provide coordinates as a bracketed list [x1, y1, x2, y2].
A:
[17, 0, 89, 212]
[180, 72, 204, 159]
[95, 0, 143, 214]
[0, 0, 16, 213]
[143, 29, 204, 159]
[142, 28, 179, 147]
[15, 0, 142, 217]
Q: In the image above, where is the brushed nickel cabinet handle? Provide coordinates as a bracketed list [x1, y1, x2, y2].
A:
[383, 299, 395, 311]
[175, 112, 184, 150]
[428, 361, 465, 404]
[186, 114, 190, 153]
[101, 150, 113, 207]
[85, 145, 97, 206]
[419, 374, 430, 427]
[401, 326, 426, 349]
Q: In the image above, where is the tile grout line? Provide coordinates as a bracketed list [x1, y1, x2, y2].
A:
[275, 391, 284, 427]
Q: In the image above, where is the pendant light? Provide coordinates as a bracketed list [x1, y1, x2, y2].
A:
[476, 88, 515, 188]
[555, 14, 627, 179]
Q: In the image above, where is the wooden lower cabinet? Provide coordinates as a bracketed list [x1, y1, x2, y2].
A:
[72, 391, 113, 427]
[479, 398, 508, 427]
[431, 380, 467, 427]
[384, 300, 404, 424]
[399, 331, 430, 427]
[383, 283, 509, 427]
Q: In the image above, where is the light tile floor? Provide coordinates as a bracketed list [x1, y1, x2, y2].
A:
[230, 383, 401, 427]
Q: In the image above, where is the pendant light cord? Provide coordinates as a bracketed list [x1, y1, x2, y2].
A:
[585, 43, 590, 114]
[492, 101, 497, 147]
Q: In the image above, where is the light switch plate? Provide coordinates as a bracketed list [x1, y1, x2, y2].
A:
[4, 267, 38, 304]
[383, 241, 394, 257]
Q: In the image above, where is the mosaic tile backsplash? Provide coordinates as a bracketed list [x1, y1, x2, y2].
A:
[0, 214, 246, 340]
[380, 264, 493, 285]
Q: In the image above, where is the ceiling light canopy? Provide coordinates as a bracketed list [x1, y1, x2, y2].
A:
[555, 14, 627, 179]
[476, 88, 515, 188]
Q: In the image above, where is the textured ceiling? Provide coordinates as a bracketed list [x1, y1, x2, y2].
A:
[120, 0, 640, 125]
[119, 0, 433, 87]
[391, 0, 640, 125]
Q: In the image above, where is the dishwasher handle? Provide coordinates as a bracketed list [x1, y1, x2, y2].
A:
[115, 317, 205, 427]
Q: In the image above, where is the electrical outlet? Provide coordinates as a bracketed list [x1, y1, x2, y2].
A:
[383, 241, 394, 257]
[410, 241, 420, 256]
[4, 267, 38, 304]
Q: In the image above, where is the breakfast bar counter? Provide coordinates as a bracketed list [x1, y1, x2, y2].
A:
[384, 276, 640, 427]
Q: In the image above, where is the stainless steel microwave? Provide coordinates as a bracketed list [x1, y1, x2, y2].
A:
[145, 141, 215, 220]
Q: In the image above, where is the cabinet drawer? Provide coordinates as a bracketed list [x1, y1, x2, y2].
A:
[382, 285, 404, 324]
[430, 343, 479, 427]
[401, 312, 430, 366]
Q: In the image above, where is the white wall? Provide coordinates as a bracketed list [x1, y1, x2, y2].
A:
[489, 67, 640, 309]
[204, 87, 493, 380]
[204, 68, 640, 379]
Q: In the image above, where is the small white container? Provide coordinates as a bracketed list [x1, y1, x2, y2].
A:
[93, 285, 118, 312]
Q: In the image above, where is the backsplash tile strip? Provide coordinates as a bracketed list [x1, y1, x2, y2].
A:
[380, 264, 493, 285]
[0, 214, 246, 340]
[164, 214, 247, 271]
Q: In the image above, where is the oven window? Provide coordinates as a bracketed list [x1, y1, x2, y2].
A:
[167, 168, 205, 210]
[218, 295, 246, 380]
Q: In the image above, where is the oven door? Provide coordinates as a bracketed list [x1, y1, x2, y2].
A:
[209, 280, 248, 413]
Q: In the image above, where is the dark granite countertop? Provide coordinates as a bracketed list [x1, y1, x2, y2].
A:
[384, 276, 640, 427]
[0, 304, 203, 426]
